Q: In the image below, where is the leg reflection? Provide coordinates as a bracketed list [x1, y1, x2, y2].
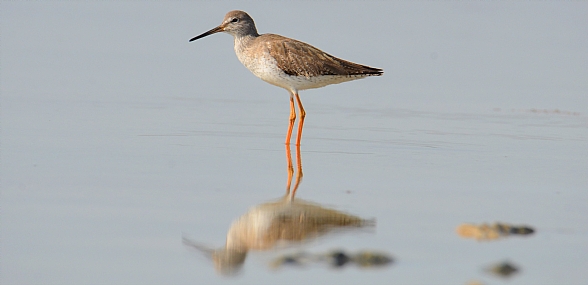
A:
[285, 143, 294, 195]
[285, 143, 303, 201]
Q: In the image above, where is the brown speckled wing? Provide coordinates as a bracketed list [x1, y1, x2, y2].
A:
[263, 34, 383, 78]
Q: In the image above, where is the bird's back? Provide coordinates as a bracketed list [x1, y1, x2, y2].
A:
[236, 33, 382, 91]
[260, 34, 383, 78]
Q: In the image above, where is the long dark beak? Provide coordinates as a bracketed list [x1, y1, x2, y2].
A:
[189, 25, 224, 42]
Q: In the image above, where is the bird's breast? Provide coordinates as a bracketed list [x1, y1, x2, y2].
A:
[235, 48, 360, 92]
[234, 47, 289, 88]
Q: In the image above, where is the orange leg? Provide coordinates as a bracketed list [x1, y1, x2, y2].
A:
[290, 142, 303, 199]
[286, 142, 303, 201]
[285, 93, 296, 145]
[285, 143, 294, 196]
[294, 92, 306, 146]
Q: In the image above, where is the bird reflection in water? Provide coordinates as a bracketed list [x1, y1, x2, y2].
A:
[183, 144, 375, 275]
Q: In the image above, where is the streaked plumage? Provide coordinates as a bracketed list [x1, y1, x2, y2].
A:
[263, 34, 382, 78]
[190, 10, 382, 145]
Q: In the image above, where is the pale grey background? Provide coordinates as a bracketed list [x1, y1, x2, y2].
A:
[2, 1, 587, 284]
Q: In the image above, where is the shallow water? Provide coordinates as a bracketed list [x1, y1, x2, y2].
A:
[2, 2, 588, 285]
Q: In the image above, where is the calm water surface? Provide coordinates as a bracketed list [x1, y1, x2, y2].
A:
[2, 2, 587, 285]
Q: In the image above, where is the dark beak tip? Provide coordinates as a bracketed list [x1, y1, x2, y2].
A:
[189, 36, 202, 42]
[189, 35, 203, 42]
[189, 26, 223, 43]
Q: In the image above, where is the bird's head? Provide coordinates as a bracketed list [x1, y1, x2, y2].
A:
[190, 10, 258, 42]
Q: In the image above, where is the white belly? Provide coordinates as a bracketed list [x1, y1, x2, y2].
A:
[236, 49, 361, 93]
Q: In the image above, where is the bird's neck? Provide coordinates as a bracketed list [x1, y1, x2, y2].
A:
[233, 34, 258, 54]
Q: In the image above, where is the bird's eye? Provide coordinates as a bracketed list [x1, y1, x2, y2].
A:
[231, 18, 239, 23]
